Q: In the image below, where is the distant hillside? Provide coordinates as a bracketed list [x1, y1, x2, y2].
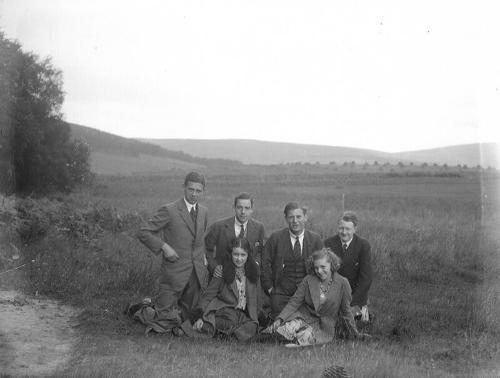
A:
[140, 138, 499, 168]
[139, 139, 406, 165]
[390, 143, 499, 169]
[69, 124, 241, 175]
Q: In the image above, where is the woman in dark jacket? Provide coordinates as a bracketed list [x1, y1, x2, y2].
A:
[193, 238, 261, 341]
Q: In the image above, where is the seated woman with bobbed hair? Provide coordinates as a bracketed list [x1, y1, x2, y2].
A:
[192, 237, 261, 341]
[265, 248, 364, 346]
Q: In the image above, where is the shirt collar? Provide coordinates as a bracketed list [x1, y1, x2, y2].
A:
[289, 230, 305, 240]
[343, 237, 353, 248]
[184, 198, 197, 212]
[234, 217, 248, 228]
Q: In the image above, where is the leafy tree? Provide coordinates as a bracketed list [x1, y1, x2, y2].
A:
[0, 31, 91, 194]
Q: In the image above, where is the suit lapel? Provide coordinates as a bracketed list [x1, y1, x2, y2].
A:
[230, 279, 239, 299]
[246, 219, 255, 241]
[177, 200, 195, 236]
[308, 276, 321, 311]
[224, 217, 236, 242]
[303, 231, 310, 258]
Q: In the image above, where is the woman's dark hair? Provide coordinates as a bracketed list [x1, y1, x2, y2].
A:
[222, 238, 259, 284]
[306, 248, 342, 275]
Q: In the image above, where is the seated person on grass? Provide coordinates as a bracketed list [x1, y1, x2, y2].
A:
[192, 238, 261, 341]
[264, 248, 366, 346]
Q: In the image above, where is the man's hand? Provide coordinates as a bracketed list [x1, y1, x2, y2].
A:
[162, 244, 180, 262]
[350, 305, 361, 319]
[213, 265, 223, 279]
[193, 318, 204, 332]
[360, 305, 369, 322]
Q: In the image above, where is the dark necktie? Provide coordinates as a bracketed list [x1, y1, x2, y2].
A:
[293, 236, 301, 258]
[238, 224, 245, 239]
[190, 206, 197, 224]
[342, 243, 348, 254]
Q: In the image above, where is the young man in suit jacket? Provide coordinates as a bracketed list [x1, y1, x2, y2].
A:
[205, 192, 266, 275]
[136, 172, 209, 333]
[262, 202, 323, 318]
[324, 211, 373, 322]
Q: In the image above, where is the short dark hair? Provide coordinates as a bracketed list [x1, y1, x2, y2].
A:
[307, 248, 342, 275]
[283, 202, 308, 217]
[339, 211, 358, 227]
[234, 192, 253, 207]
[183, 172, 206, 188]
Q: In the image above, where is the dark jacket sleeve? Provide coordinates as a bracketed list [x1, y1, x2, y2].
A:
[261, 233, 276, 292]
[323, 237, 335, 252]
[340, 278, 359, 338]
[351, 238, 372, 307]
[313, 234, 324, 252]
[204, 222, 219, 273]
[137, 205, 171, 254]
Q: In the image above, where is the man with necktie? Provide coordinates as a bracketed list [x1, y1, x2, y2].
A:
[262, 202, 323, 319]
[135, 172, 209, 333]
[205, 192, 266, 275]
[324, 211, 373, 322]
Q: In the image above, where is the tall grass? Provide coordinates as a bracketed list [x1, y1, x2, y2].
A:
[9, 171, 500, 376]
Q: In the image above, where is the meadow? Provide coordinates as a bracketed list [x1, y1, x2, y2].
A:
[3, 168, 500, 377]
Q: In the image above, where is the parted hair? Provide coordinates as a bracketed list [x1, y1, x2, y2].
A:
[222, 238, 259, 284]
[184, 171, 206, 188]
[307, 248, 342, 275]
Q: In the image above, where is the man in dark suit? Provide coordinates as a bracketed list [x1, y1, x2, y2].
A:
[136, 172, 209, 333]
[205, 192, 266, 275]
[262, 202, 323, 318]
[324, 211, 372, 322]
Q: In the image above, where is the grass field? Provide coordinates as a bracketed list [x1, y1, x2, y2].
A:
[3, 169, 500, 377]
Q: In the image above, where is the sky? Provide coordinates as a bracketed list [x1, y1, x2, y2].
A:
[1, 0, 499, 152]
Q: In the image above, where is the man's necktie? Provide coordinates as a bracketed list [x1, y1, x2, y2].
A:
[342, 243, 348, 254]
[190, 206, 197, 224]
[293, 236, 301, 258]
[238, 224, 245, 239]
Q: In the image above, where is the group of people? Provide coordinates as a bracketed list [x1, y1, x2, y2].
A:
[128, 171, 373, 346]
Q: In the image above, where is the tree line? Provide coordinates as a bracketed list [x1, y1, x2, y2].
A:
[0, 31, 92, 195]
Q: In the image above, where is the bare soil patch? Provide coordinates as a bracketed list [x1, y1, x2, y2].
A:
[0, 290, 79, 377]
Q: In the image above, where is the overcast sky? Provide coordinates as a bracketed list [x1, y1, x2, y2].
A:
[1, 0, 499, 152]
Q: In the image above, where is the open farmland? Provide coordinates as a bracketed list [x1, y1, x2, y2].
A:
[3, 170, 500, 377]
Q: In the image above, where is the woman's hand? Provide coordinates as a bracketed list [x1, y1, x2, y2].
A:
[213, 265, 223, 279]
[193, 318, 204, 332]
[270, 318, 283, 332]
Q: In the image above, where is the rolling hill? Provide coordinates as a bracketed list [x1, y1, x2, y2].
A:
[140, 138, 500, 168]
[69, 124, 241, 175]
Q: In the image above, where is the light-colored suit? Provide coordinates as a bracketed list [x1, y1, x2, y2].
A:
[277, 272, 356, 344]
[138, 198, 209, 310]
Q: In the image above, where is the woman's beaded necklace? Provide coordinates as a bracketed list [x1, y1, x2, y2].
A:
[319, 276, 333, 300]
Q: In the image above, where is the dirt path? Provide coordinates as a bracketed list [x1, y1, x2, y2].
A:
[0, 290, 79, 377]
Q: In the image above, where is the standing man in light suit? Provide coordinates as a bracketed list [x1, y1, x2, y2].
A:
[205, 192, 266, 275]
[262, 202, 323, 319]
[136, 172, 209, 333]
